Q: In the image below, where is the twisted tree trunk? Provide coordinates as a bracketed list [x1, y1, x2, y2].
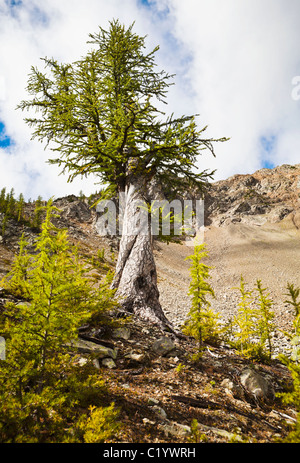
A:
[111, 173, 175, 332]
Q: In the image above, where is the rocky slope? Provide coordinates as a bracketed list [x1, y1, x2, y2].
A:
[205, 163, 300, 228]
[0, 162, 300, 443]
[156, 163, 300, 355]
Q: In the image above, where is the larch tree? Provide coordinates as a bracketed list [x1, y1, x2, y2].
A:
[182, 244, 219, 354]
[18, 19, 227, 332]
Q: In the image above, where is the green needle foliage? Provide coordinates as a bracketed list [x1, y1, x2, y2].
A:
[16, 193, 25, 222]
[0, 187, 43, 235]
[280, 282, 300, 363]
[182, 244, 220, 356]
[278, 283, 300, 442]
[285, 283, 300, 333]
[4, 233, 31, 298]
[32, 195, 44, 229]
[232, 277, 275, 360]
[0, 199, 119, 442]
[279, 361, 300, 443]
[232, 276, 256, 358]
[255, 279, 275, 360]
[0, 187, 16, 237]
[17, 19, 227, 198]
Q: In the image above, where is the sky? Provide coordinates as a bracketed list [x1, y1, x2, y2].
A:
[0, 0, 300, 200]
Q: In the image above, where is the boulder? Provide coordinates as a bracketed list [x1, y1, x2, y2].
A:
[152, 336, 176, 356]
[125, 351, 145, 363]
[70, 338, 118, 359]
[240, 368, 275, 401]
[158, 421, 191, 439]
[112, 327, 131, 340]
[221, 378, 244, 400]
[151, 405, 167, 420]
[64, 199, 92, 223]
[234, 201, 251, 214]
[102, 358, 117, 369]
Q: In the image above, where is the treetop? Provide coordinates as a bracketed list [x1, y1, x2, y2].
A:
[18, 19, 228, 195]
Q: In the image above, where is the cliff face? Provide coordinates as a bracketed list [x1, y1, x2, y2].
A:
[204, 163, 300, 228]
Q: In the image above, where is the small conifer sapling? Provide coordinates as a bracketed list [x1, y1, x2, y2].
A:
[182, 244, 219, 355]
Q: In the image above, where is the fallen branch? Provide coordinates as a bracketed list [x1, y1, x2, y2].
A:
[271, 410, 297, 423]
[171, 395, 220, 410]
[170, 394, 281, 431]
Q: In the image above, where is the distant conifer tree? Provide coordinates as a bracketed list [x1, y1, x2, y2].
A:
[16, 193, 25, 222]
[32, 195, 43, 229]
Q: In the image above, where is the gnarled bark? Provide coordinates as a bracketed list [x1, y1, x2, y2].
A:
[111, 174, 176, 332]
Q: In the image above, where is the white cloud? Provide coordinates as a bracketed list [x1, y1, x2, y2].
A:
[0, 0, 158, 199]
[155, 0, 300, 180]
[0, 0, 299, 201]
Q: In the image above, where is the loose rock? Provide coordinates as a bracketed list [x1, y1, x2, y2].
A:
[152, 336, 176, 356]
[112, 327, 131, 340]
[102, 358, 117, 369]
[240, 367, 275, 401]
[158, 421, 191, 439]
[71, 339, 118, 359]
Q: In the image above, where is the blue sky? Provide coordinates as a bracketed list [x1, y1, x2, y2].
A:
[0, 0, 300, 200]
[0, 122, 12, 149]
